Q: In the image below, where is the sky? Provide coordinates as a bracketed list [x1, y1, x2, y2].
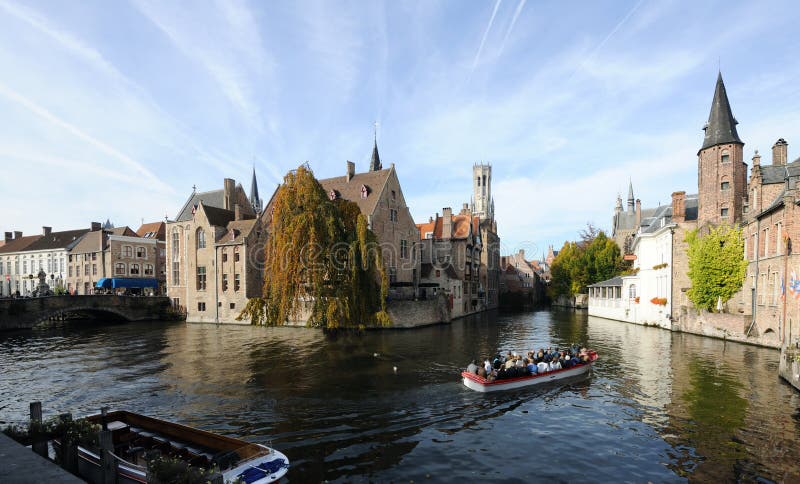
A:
[1, 0, 800, 259]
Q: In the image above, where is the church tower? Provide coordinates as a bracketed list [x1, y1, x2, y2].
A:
[473, 163, 493, 220]
[697, 72, 746, 226]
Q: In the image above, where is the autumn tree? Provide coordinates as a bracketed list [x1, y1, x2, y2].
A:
[686, 224, 747, 311]
[239, 165, 390, 329]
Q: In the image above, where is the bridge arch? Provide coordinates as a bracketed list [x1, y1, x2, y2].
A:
[30, 306, 133, 327]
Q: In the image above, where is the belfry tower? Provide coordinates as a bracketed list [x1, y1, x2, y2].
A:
[473, 163, 493, 221]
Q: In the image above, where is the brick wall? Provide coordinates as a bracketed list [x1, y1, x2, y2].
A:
[697, 143, 746, 226]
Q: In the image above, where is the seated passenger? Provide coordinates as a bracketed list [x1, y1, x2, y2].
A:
[467, 359, 478, 374]
[484, 360, 493, 374]
[526, 359, 538, 374]
[537, 361, 549, 374]
[550, 359, 562, 371]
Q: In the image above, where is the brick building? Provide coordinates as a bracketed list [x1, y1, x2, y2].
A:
[166, 177, 268, 323]
[318, 140, 420, 298]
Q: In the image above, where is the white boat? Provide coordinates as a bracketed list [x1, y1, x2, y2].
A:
[57, 410, 289, 483]
[462, 351, 598, 392]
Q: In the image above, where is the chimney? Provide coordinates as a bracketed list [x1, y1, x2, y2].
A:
[346, 161, 355, 181]
[428, 216, 433, 223]
[772, 138, 788, 165]
[635, 199, 641, 227]
[461, 203, 470, 215]
[91, 222, 101, 231]
[442, 207, 453, 239]
[13, 231, 22, 239]
[671, 191, 686, 223]
[223, 178, 235, 210]
[42, 226, 52, 236]
[518, 249, 525, 259]
[234, 203, 241, 221]
[4, 232, 11, 243]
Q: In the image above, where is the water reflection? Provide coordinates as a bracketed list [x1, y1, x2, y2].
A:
[0, 312, 799, 481]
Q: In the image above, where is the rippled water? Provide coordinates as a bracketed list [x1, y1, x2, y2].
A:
[1, 309, 799, 482]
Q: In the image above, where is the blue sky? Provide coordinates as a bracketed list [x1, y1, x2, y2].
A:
[2, 0, 799, 259]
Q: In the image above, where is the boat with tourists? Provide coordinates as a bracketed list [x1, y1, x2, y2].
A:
[55, 410, 289, 483]
[462, 349, 598, 392]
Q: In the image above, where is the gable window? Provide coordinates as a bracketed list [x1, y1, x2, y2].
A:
[720, 181, 730, 190]
[197, 229, 206, 249]
[197, 266, 207, 290]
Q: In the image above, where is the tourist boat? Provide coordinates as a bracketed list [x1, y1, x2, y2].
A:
[461, 351, 598, 392]
[56, 410, 289, 483]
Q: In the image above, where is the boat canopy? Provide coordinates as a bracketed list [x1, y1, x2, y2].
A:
[96, 278, 158, 289]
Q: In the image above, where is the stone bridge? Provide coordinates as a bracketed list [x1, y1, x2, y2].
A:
[0, 295, 172, 331]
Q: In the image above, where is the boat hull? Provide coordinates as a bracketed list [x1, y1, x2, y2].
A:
[462, 361, 593, 392]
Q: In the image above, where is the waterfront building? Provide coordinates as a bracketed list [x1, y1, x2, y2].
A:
[0, 226, 89, 297]
[416, 205, 481, 316]
[318, 140, 420, 299]
[166, 177, 268, 323]
[498, 249, 544, 307]
[66, 222, 166, 295]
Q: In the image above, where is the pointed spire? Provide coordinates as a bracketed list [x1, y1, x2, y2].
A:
[700, 72, 743, 151]
[627, 179, 634, 211]
[250, 165, 262, 212]
[369, 133, 382, 171]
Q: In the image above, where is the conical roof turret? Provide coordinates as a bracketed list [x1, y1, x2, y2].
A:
[700, 72, 743, 152]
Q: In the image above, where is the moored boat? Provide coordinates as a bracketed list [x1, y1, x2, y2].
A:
[462, 351, 598, 392]
[56, 410, 288, 483]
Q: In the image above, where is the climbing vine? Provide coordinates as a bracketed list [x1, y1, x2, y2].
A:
[685, 224, 747, 311]
[239, 165, 390, 329]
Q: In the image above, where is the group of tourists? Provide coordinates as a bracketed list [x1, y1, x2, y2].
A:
[466, 345, 592, 381]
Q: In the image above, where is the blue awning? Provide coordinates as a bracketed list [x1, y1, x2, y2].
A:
[96, 278, 158, 289]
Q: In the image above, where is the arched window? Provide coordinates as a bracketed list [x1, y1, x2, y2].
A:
[172, 229, 180, 257]
[136, 246, 146, 258]
[720, 175, 730, 191]
[629, 284, 637, 299]
[130, 263, 140, 275]
[197, 229, 206, 249]
[145, 264, 154, 276]
[123, 246, 133, 258]
[115, 263, 126, 276]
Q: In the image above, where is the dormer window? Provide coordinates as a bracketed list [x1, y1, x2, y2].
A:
[329, 189, 337, 201]
[360, 185, 368, 199]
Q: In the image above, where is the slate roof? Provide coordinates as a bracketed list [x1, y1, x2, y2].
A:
[0, 235, 43, 254]
[216, 219, 257, 245]
[175, 189, 225, 222]
[759, 161, 800, 185]
[700, 73, 743, 151]
[201, 204, 238, 228]
[23, 229, 89, 251]
[369, 138, 382, 171]
[637, 194, 698, 234]
[250, 167, 260, 207]
[588, 276, 624, 288]
[109, 226, 137, 237]
[318, 168, 392, 217]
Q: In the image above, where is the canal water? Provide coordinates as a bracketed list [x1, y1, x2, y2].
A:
[1, 309, 799, 482]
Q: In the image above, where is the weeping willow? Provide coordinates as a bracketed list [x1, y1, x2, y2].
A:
[239, 165, 391, 329]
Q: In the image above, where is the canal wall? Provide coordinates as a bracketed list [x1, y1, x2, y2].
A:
[551, 294, 588, 309]
[673, 308, 781, 349]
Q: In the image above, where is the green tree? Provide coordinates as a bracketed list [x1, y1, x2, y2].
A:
[685, 224, 747, 311]
[549, 227, 623, 297]
[239, 165, 390, 329]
